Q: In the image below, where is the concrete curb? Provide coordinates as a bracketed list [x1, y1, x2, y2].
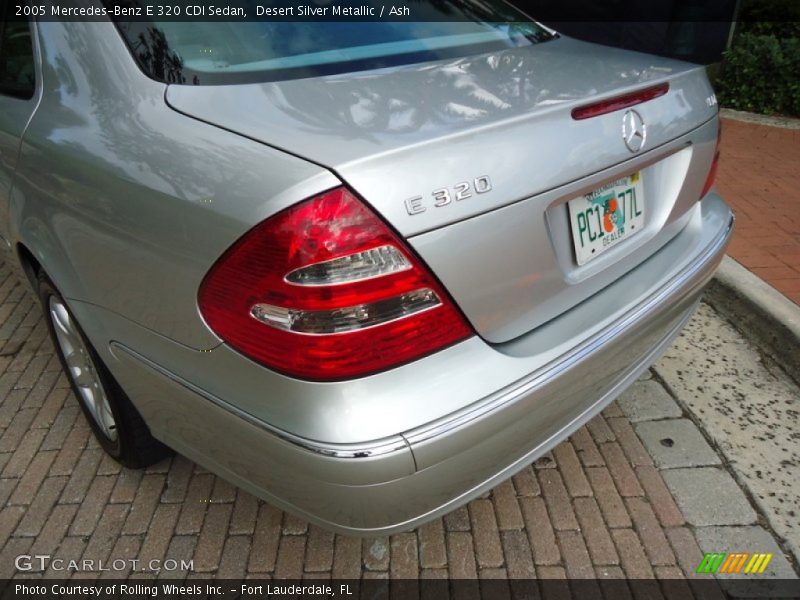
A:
[720, 108, 800, 130]
[706, 256, 800, 384]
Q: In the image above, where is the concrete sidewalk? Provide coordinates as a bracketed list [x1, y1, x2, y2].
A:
[718, 111, 800, 305]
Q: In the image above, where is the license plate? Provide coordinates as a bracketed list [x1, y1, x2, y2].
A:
[568, 172, 645, 266]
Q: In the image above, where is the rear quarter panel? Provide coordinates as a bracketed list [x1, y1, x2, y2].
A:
[11, 21, 339, 349]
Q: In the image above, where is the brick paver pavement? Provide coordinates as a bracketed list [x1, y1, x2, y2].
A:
[0, 258, 792, 585]
[717, 115, 800, 304]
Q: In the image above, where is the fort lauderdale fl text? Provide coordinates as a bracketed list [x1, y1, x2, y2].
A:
[16, 583, 353, 597]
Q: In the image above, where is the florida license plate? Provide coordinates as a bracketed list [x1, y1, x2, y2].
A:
[568, 172, 645, 266]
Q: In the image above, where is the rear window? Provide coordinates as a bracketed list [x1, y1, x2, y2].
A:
[111, 2, 553, 85]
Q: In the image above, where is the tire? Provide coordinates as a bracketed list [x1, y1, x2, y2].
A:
[38, 271, 170, 468]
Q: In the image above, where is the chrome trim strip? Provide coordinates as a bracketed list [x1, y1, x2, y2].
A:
[108, 342, 410, 459]
[404, 213, 734, 447]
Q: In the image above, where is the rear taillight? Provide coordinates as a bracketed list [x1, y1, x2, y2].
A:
[700, 122, 722, 198]
[198, 187, 473, 381]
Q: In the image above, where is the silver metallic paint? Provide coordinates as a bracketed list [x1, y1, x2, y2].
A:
[0, 19, 734, 533]
[166, 36, 719, 343]
[102, 195, 731, 533]
[0, 18, 42, 254]
[410, 120, 717, 343]
[166, 37, 718, 239]
[11, 21, 340, 349]
[73, 196, 730, 449]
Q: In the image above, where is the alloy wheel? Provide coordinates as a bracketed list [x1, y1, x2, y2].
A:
[48, 297, 118, 441]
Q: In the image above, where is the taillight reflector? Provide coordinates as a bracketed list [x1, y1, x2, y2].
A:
[571, 82, 670, 120]
[198, 187, 472, 381]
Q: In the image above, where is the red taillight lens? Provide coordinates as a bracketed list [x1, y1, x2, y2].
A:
[198, 187, 473, 381]
[571, 82, 670, 120]
[700, 122, 722, 199]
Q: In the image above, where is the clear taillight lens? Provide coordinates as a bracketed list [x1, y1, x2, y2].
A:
[285, 245, 411, 286]
[198, 187, 473, 381]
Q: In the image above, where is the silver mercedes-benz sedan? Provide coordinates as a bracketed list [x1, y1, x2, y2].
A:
[0, 3, 732, 534]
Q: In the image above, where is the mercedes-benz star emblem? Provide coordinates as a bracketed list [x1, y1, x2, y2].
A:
[622, 109, 646, 153]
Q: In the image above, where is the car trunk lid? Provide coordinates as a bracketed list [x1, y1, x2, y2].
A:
[167, 36, 719, 343]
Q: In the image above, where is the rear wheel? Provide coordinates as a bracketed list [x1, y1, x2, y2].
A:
[38, 271, 170, 468]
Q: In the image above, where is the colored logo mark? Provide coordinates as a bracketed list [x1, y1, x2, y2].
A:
[590, 192, 624, 234]
[697, 552, 773, 574]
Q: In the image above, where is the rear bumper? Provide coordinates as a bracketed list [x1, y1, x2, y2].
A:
[107, 193, 733, 535]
